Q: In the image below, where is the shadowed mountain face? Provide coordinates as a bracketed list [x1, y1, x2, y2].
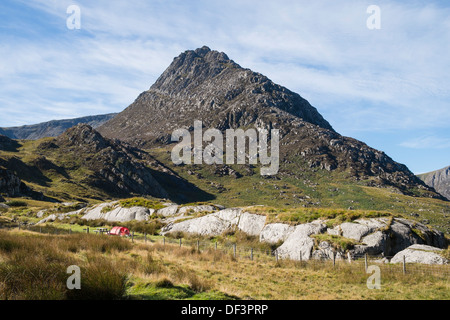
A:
[98, 46, 439, 198]
[418, 166, 450, 200]
[0, 113, 118, 140]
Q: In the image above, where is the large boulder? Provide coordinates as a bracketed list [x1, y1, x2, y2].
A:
[237, 212, 266, 236]
[178, 205, 218, 215]
[162, 208, 263, 237]
[275, 222, 327, 261]
[259, 223, 295, 244]
[162, 214, 232, 236]
[81, 202, 154, 222]
[390, 245, 448, 265]
[157, 205, 179, 217]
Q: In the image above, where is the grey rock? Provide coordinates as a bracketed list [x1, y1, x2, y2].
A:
[339, 222, 371, 241]
[82, 202, 153, 222]
[260, 223, 295, 244]
[237, 212, 266, 236]
[390, 245, 448, 265]
[275, 222, 327, 261]
[178, 205, 217, 215]
[157, 205, 179, 217]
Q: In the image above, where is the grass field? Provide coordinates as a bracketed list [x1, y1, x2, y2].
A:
[0, 228, 448, 300]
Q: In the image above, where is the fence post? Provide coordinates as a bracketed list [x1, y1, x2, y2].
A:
[403, 255, 406, 274]
[179, 238, 182, 248]
[275, 250, 279, 263]
[197, 240, 200, 252]
[251, 248, 253, 261]
[365, 254, 368, 272]
[333, 251, 336, 268]
[39, 227, 42, 234]
[87, 227, 89, 234]
[215, 242, 217, 251]
[233, 243, 237, 259]
[347, 252, 352, 264]
[132, 231, 134, 243]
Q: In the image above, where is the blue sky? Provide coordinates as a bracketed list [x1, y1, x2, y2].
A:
[0, 0, 449, 174]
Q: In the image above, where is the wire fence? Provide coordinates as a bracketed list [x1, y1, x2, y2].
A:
[4, 222, 450, 278]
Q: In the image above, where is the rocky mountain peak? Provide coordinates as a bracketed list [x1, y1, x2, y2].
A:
[150, 46, 239, 95]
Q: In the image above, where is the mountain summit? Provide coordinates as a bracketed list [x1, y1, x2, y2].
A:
[98, 46, 441, 199]
[99, 46, 333, 145]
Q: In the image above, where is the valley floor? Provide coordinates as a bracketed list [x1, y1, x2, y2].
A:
[0, 227, 448, 300]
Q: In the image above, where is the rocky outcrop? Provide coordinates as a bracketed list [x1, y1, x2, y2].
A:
[81, 202, 154, 222]
[390, 244, 448, 265]
[259, 223, 295, 244]
[0, 167, 31, 197]
[162, 208, 258, 236]
[163, 210, 447, 262]
[418, 166, 450, 200]
[275, 222, 327, 260]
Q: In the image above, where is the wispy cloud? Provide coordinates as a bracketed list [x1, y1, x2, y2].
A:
[1, 0, 450, 137]
[400, 135, 450, 149]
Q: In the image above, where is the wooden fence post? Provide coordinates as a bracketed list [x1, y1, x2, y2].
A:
[215, 242, 217, 251]
[333, 251, 336, 268]
[131, 231, 134, 243]
[233, 244, 236, 259]
[197, 240, 200, 252]
[403, 255, 406, 274]
[365, 254, 368, 272]
[251, 248, 253, 261]
[179, 238, 182, 248]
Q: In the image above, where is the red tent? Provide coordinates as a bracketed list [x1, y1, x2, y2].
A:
[109, 226, 130, 236]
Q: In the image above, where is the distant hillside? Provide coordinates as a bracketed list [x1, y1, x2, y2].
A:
[418, 166, 450, 200]
[0, 113, 118, 140]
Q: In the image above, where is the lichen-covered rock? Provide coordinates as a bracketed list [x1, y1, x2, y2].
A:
[390, 245, 448, 265]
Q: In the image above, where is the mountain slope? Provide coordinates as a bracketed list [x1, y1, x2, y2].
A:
[0, 125, 211, 203]
[418, 166, 450, 200]
[99, 46, 439, 199]
[0, 113, 118, 140]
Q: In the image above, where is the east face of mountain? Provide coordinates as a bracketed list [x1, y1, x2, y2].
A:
[98, 46, 439, 198]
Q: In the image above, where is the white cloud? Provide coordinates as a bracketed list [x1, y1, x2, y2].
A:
[1, 0, 450, 134]
[400, 135, 450, 149]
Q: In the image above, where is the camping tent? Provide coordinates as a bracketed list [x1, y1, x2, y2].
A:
[109, 226, 130, 236]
